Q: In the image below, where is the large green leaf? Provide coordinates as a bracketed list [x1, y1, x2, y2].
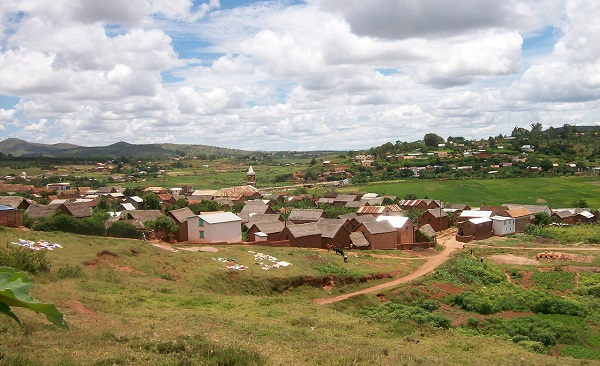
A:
[0, 267, 69, 330]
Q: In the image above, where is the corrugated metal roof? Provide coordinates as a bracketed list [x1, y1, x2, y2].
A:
[376, 215, 410, 228]
[199, 212, 242, 224]
[460, 210, 493, 218]
[469, 217, 492, 224]
[357, 206, 385, 214]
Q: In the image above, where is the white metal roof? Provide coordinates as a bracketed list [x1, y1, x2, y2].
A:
[198, 212, 242, 224]
[469, 217, 492, 224]
[376, 215, 410, 228]
[460, 210, 493, 218]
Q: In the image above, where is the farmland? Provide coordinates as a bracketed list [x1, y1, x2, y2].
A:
[344, 176, 600, 208]
[2, 226, 600, 365]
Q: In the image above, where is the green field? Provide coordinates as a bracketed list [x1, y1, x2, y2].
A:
[344, 177, 600, 208]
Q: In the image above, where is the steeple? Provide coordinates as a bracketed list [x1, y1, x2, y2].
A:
[246, 166, 256, 186]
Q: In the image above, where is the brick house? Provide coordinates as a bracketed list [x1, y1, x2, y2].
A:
[167, 207, 196, 242]
[355, 220, 397, 250]
[280, 223, 323, 248]
[420, 208, 449, 232]
[376, 216, 414, 245]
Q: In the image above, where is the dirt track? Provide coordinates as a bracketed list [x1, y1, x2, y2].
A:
[314, 230, 464, 305]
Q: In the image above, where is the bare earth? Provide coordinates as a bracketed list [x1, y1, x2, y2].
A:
[314, 230, 464, 305]
[489, 254, 540, 266]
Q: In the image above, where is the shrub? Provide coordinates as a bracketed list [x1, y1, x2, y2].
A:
[107, 221, 139, 238]
[531, 297, 587, 316]
[449, 291, 501, 315]
[362, 301, 451, 329]
[436, 258, 505, 285]
[56, 264, 84, 279]
[518, 340, 546, 353]
[0, 245, 50, 273]
[413, 299, 440, 311]
[466, 317, 479, 328]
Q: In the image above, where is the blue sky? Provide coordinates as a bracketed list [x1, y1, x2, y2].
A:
[0, 0, 598, 151]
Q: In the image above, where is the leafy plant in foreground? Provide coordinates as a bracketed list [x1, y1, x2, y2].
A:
[0, 267, 69, 329]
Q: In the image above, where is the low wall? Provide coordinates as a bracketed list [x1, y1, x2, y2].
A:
[455, 235, 474, 243]
[396, 242, 435, 250]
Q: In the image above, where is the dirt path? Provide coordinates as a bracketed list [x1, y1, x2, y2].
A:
[314, 232, 464, 305]
[472, 245, 600, 251]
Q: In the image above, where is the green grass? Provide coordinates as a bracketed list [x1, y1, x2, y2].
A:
[1, 228, 598, 366]
[343, 176, 600, 207]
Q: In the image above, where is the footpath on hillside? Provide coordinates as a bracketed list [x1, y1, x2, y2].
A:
[314, 229, 464, 305]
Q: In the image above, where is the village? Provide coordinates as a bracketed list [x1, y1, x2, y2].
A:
[0, 165, 597, 252]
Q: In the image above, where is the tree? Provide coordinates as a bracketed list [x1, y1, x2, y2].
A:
[540, 159, 553, 172]
[571, 199, 588, 208]
[142, 192, 161, 210]
[407, 208, 424, 228]
[145, 216, 178, 241]
[534, 212, 552, 226]
[310, 158, 317, 166]
[424, 133, 444, 148]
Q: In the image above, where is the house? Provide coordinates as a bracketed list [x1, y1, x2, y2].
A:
[356, 205, 388, 217]
[318, 220, 352, 249]
[238, 203, 274, 224]
[355, 220, 397, 250]
[344, 201, 364, 209]
[398, 199, 440, 211]
[96, 186, 123, 195]
[491, 216, 515, 236]
[214, 185, 261, 200]
[167, 207, 196, 242]
[0, 196, 31, 210]
[365, 198, 384, 206]
[288, 209, 325, 224]
[120, 210, 163, 225]
[458, 210, 494, 222]
[416, 224, 436, 243]
[0, 205, 23, 227]
[552, 210, 575, 225]
[360, 193, 379, 201]
[503, 204, 552, 218]
[195, 212, 242, 243]
[247, 221, 286, 242]
[189, 190, 218, 201]
[457, 217, 493, 241]
[123, 196, 144, 210]
[480, 206, 509, 216]
[332, 194, 359, 207]
[574, 211, 596, 224]
[503, 208, 532, 233]
[244, 213, 281, 229]
[46, 183, 70, 193]
[158, 193, 177, 205]
[376, 216, 414, 245]
[280, 223, 323, 248]
[119, 203, 136, 211]
[420, 209, 449, 232]
[25, 204, 62, 219]
[58, 189, 80, 199]
[60, 202, 92, 218]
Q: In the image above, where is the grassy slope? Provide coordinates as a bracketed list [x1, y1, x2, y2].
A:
[344, 177, 600, 208]
[0, 228, 594, 365]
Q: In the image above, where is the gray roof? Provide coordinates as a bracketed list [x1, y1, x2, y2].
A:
[362, 220, 396, 234]
[426, 208, 448, 218]
[553, 210, 574, 218]
[355, 215, 377, 224]
[285, 222, 322, 238]
[250, 221, 285, 234]
[334, 194, 358, 203]
[288, 209, 324, 222]
[418, 224, 437, 239]
[0, 196, 29, 208]
[25, 204, 61, 218]
[317, 221, 349, 239]
[503, 204, 551, 215]
[350, 232, 370, 247]
[62, 202, 92, 218]
[168, 207, 195, 223]
[123, 210, 163, 223]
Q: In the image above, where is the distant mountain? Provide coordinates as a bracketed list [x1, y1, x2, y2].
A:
[0, 138, 252, 158]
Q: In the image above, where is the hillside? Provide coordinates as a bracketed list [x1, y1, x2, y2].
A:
[0, 138, 252, 158]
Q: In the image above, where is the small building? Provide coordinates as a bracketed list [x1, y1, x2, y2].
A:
[376, 216, 414, 245]
[247, 221, 285, 242]
[60, 201, 92, 218]
[318, 220, 352, 249]
[457, 217, 493, 241]
[123, 196, 144, 210]
[167, 207, 196, 242]
[195, 212, 242, 243]
[355, 220, 397, 250]
[420, 208, 449, 232]
[552, 210, 575, 225]
[0, 205, 24, 227]
[458, 210, 494, 222]
[46, 182, 70, 193]
[491, 216, 515, 236]
[288, 209, 325, 224]
[0, 196, 31, 210]
[280, 223, 323, 248]
[574, 211, 596, 224]
[503, 208, 532, 233]
[25, 204, 61, 219]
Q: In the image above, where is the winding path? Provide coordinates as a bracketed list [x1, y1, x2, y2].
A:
[313, 231, 465, 305]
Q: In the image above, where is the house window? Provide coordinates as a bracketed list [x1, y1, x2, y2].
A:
[405, 226, 409, 231]
[199, 231, 204, 238]
[199, 219, 204, 227]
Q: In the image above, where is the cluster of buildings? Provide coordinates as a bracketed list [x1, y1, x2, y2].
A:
[0, 166, 597, 249]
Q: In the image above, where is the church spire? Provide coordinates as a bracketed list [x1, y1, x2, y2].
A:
[247, 166, 256, 186]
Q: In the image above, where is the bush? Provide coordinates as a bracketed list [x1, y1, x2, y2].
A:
[413, 299, 440, 311]
[57, 264, 84, 279]
[0, 245, 50, 273]
[466, 317, 479, 328]
[107, 221, 139, 238]
[449, 291, 501, 315]
[362, 301, 451, 328]
[531, 297, 587, 316]
[518, 340, 547, 353]
[436, 258, 505, 286]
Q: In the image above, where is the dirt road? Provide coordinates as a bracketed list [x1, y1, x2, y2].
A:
[314, 231, 465, 305]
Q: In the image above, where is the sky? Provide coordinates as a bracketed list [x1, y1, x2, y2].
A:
[0, 0, 599, 151]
